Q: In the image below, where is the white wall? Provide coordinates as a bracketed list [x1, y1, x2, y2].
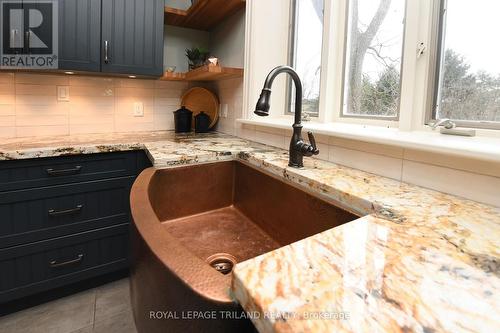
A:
[163, 25, 210, 72]
[164, 0, 191, 10]
[243, 0, 290, 120]
[209, 9, 246, 68]
[163, 7, 246, 73]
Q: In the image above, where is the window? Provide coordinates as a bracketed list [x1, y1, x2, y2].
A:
[249, 0, 500, 135]
[431, 0, 500, 128]
[288, 0, 324, 116]
[342, 0, 406, 119]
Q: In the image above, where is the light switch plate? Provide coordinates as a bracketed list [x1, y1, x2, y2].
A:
[57, 86, 70, 102]
[133, 102, 144, 117]
[220, 104, 228, 118]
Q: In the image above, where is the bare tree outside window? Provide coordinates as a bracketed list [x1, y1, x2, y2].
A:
[289, 0, 324, 116]
[435, 0, 500, 124]
[343, 0, 406, 118]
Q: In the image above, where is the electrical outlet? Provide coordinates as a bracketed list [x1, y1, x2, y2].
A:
[220, 104, 228, 118]
[133, 102, 144, 117]
[57, 86, 70, 102]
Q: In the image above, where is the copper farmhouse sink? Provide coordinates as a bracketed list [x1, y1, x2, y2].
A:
[130, 161, 358, 333]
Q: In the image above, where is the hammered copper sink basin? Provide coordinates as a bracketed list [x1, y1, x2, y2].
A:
[130, 161, 358, 333]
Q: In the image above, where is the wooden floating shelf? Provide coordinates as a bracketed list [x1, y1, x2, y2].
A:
[161, 65, 243, 82]
[185, 65, 243, 81]
[161, 71, 186, 81]
[164, 0, 245, 30]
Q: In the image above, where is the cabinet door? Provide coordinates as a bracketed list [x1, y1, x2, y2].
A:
[101, 0, 164, 76]
[58, 0, 102, 72]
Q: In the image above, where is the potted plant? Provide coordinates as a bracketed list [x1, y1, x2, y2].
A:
[185, 47, 210, 70]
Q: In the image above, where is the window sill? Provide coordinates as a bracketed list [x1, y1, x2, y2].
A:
[237, 117, 500, 162]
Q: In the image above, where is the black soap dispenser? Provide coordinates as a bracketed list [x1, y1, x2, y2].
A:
[194, 111, 211, 133]
[173, 106, 193, 133]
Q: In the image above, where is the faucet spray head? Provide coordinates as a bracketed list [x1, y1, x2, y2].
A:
[254, 88, 271, 117]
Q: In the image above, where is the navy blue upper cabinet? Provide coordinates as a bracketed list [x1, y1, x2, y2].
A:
[57, 0, 164, 76]
[58, 0, 102, 72]
[101, 0, 164, 76]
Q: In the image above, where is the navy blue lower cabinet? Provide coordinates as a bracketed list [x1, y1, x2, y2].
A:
[0, 224, 129, 303]
[0, 151, 138, 192]
[0, 177, 134, 248]
[0, 150, 151, 304]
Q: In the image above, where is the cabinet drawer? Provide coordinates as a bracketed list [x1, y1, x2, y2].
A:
[0, 224, 129, 303]
[0, 177, 134, 248]
[0, 152, 139, 191]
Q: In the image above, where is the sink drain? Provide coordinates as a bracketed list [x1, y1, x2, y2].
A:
[206, 253, 237, 275]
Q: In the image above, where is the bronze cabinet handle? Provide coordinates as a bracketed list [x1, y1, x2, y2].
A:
[46, 165, 82, 176]
[49, 254, 84, 268]
[48, 204, 84, 217]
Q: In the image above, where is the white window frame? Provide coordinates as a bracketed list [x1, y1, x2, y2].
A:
[286, 0, 323, 117]
[296, 0, 408, 128]
[339, 0, 407, 123]
[241, 0, 500, 139]
[424, 0, 500, 130]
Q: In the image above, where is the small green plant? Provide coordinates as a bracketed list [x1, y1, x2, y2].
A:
[185, 47, 210, 70]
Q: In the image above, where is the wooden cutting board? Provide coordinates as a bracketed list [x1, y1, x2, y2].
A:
[181, 87, 219, 129]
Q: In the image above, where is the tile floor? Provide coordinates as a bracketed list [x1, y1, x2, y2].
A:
[0, 278, 137, 333]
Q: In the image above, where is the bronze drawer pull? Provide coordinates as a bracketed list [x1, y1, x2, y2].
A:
[48, 204, 84, 217]
[46, 165, 82, 176]
[49, 254, 84, 268]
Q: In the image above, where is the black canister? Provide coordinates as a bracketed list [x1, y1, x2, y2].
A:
[194, 111, 211, 133]
[173, 106, 193, 133]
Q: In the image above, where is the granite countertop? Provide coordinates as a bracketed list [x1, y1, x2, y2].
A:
[1, 131, 499, 333]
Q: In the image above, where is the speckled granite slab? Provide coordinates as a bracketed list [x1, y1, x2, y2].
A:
[0, 131, 275, 164]
[235, 151, 499, 333]
[1, 131, 499, 333]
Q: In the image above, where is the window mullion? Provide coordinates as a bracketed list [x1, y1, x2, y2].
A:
[398, 0, 423, 131]
[323, 0, 348, 123]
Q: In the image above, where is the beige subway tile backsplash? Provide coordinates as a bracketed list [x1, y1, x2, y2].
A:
[0, 127, 15, 138]
[114, 78, 155, 89]
[329, 145, 403, 180]
[15, 73, 68, 85]
[404, 148, 500, 178]
[16, 125, 69, 137]
[254, 130, 286, 149]
[0, 94, 15, 105]
[0, 72, 14, 84]
[0, 105, 15, 116]
[154, 88, 185, 99]
[16, 103, 69, 115]
[0, 72, 187, 138]
[115, 87, 154, 98]
[0, 83, 15, 94]
[69, 85, 114, 97]
[69, 122, 114, 135]
[235, 124, 255, 141]
[153, 113, 175, 131]
[69, 76, 114, 87]
[16, 114, 68, 127]
[15, 84, 57, 96]
[402, 160, 500, 207]
[0, 115, 15, 127]
[154, 81, 188, 90]
[15, 95, 57, 105]
[330, 137, 404, 159]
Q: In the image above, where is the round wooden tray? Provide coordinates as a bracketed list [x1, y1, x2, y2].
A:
[181, 87, 219, 129]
